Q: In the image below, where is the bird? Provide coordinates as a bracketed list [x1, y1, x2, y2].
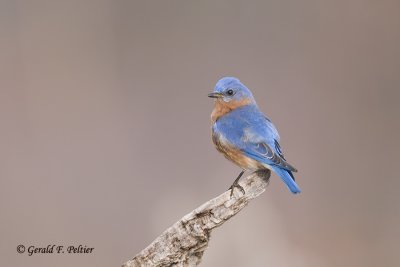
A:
[208, 77, 301, 195]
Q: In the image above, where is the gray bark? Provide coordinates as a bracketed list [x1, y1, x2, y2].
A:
[122, 170, 271, 267]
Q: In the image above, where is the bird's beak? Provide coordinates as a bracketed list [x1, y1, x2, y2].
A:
[208, 92, 223, 98]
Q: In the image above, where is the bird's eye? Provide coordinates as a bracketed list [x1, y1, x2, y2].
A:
[226, 89, 234, 96]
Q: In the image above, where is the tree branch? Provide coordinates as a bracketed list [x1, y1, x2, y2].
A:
[122, 170, 271, 267]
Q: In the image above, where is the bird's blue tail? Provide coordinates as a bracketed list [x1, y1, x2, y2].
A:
[272, 166, 301, 194]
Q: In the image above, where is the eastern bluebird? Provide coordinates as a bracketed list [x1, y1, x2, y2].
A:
[208, 77, 301, 195]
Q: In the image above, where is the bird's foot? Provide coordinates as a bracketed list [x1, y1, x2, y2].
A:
[229, 170, 245, 197]
[229, 181, 245, 197]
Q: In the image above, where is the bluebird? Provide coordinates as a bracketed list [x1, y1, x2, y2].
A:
[208, 77, 301, 195]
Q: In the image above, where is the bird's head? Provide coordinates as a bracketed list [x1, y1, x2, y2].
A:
[208, 77, 255, 104]
[208, 77, 256, 122]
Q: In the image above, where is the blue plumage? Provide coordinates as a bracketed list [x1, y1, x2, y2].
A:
[209, 77, 301, 194]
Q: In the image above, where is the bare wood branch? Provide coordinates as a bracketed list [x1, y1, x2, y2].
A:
[122, 170, 271, 267]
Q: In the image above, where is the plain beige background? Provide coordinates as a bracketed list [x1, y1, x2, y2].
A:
[1, 1, 400, 266]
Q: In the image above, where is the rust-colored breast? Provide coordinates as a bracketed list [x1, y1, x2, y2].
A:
[211, 98, 252, 123]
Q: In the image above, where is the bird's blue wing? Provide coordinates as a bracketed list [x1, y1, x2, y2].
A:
[241, 111, 297, 172]
[241, 117, 300, 193]
[242, 140, 298, 172]
[217, 106, 297, 172]
[214, 105, 301, 194]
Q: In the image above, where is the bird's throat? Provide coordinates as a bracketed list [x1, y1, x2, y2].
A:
[211, 98, 252, 123]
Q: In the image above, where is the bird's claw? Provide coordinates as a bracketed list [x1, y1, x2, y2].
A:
[229, 180, 245, 197]
[228, 170, 246, 197]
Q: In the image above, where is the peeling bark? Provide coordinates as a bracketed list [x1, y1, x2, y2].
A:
[122, 170, 271, 267]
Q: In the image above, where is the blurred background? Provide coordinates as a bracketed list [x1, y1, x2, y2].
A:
[1, 1, 400, 266]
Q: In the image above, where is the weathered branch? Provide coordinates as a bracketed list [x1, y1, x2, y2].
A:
[122, 170, 271, 267]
